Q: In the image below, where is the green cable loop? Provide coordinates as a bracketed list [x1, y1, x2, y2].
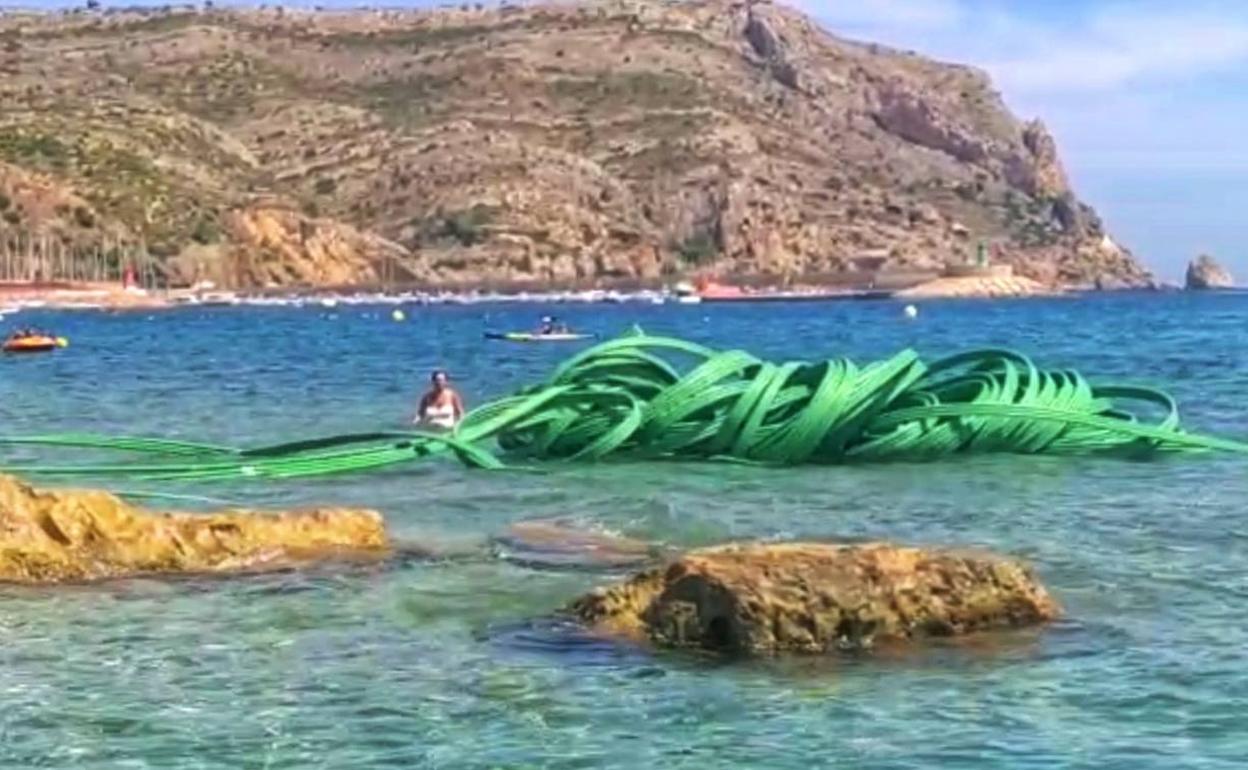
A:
[2, 332, 1245, 483]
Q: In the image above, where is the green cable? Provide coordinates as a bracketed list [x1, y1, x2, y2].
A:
[2, 331, 1246, 484]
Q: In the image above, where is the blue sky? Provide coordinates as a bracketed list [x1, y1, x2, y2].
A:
[803, 0, 1248, 280]
[6, 0, 1244, 279]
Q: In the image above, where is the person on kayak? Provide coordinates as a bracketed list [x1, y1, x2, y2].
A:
[415, 369, 465, 429]
[536, 316, 571, 335]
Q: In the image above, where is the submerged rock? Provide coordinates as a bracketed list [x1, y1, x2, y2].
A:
[569, 542, 1059, 656]
[493, 518, 667, 571]
[1185, 254, 1234, 290]
[0, 475, 389, 584]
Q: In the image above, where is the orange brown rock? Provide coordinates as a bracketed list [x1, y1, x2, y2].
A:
[0, 474, 389, 584]
[570, 542, 1060, 655]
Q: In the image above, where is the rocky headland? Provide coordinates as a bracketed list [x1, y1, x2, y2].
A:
[0, 1, 1149, 291]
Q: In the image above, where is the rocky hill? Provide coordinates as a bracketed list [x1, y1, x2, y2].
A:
[0, 1, 1150, 289]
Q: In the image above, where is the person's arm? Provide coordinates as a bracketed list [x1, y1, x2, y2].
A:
[452, 392, 466, 419]
[414, 393, 430, 424]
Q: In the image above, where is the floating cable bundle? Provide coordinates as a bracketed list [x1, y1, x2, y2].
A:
[2, 331, 1246, 483]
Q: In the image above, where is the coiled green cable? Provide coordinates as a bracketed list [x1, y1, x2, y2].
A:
[2, 331, 1245, 483]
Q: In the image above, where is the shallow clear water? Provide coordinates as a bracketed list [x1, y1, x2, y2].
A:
[2, 293, 1248, 768]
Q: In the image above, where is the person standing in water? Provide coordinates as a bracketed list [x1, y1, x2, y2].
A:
[415, 369, 465, 429]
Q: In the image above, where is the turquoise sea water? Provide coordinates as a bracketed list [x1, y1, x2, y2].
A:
[2, 293, 1248, 768]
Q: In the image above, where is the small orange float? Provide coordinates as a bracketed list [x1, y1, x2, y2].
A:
[2, 334, 68, 354]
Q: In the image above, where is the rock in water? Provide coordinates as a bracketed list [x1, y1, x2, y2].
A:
[569, 542, 1059, 656]
[1185, 255, 1234, 290]
[0, 475, 389, 584]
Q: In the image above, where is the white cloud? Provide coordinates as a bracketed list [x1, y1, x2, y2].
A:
[987, 10, 1248, 93]
[806, 0, 1248, 95]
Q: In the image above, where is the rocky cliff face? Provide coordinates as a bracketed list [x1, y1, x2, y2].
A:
[0, 1, 1149, 288]
[0, 474, 389, 583]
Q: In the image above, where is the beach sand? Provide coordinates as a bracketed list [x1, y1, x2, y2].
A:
[0, 282, 172, 311]
[898, 274, 1058, 299]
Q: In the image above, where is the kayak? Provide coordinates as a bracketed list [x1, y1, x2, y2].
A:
[484, 332, 595, 342]
[2, 336, 68, 354]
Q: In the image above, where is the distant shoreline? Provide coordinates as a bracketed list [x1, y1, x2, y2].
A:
[0, 278, 1189, 315]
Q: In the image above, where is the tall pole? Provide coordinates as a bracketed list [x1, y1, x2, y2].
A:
[144, 239, 155, 290]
